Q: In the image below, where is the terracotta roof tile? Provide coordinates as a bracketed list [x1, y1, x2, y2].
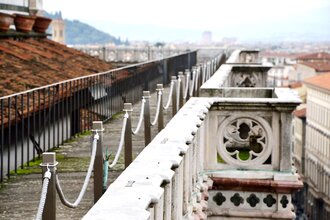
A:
[297, 52, 330, 60]
[300, 61, 330, 72]
[304, 73, 330, 91]
[260, 51, 303, 58]
[0, 38, 113, 97]
[0, 44, 33, 61]
[288, 82, 303, 89]
[25, 38, 70, 58]
[293, 108, 306, 118]
[3, 39, 53, 59]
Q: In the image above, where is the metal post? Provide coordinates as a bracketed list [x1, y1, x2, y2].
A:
[188, 51, 191, 69]
[206, 62, 210, 81]
[124, 103, 133, 168]
[171, 76, 177, 117]
[195, 66, 200, 97]
[41, 152, 57, 220]
[102, 47, 106, 61]
[214, 59, 217, 73]
[143, 91, 151, 146]
[178, 72, 184, 108]
[163, 59, 168, 85]
[184, 69, 191, 100]
[156, 84, 164, 131]
[92, 121, 104, 203]
[192, 67, 197, 97]
[202, 64, 206, 84]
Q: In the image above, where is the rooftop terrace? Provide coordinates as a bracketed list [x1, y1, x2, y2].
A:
[82, 49, 302, 220]
[1, 48, 302, 220]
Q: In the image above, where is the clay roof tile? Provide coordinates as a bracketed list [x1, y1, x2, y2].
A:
[304, 73, 330, 92]
[0, 38, 113, 97]
[297, 52, 330, 60]
[293, 108, 306, 118]
[300, 61, 330, 72]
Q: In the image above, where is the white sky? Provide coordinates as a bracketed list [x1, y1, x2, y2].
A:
[43, 0, 330, 42]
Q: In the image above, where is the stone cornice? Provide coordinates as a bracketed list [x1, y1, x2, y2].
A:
[211, 177, 303, 194]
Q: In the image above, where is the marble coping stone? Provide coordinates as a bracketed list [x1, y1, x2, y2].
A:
[203, 169, 299, 182]
[201, 64, 232, 88]
[83, 98, 213, 219]
[226, 49, 241, 63]
[83, 91, 300, 219]
[200, 63, 272, 89]
[82, 186, 159, 219]
[151, 98, 212, 144]
[200, 87, 301, 105]
[226, 49, 260, 63]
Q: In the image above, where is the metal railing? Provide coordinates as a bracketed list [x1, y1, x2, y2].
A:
[79, 52, 223, 220]
[81, 49, 300, 220]
[75, 45, 189, 63]
[34, 53, 226, 219]
[0, 51, 199, 182]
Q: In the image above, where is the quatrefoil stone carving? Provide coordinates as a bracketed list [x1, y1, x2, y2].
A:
[263, 194, 276, 207]
[280, 195, 289, 208]
[247, 194, 260, 207]
[230, 193, 244, 206]
[213, 192, 226, 206]
[217, 115, 273, 167]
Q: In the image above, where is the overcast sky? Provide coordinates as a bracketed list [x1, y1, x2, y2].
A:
[43, 0, 330, 42]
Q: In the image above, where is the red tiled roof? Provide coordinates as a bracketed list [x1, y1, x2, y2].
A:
[0, 38, 113, 97]
[299, 61, 330, 72]
[288, 82, 302, 89]
[293, 108, 306, 118]
[304, 73, 330, 91]
[260, 51, 303, 58]
[297, 52, 330, 60]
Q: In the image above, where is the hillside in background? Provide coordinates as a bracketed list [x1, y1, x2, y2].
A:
[45, 11, 124, 45]
[64, 19, 122, 45]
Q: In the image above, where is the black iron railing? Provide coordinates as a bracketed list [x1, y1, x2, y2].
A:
[0, 51, 197, 182]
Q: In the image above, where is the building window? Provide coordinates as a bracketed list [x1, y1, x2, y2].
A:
[60, 30, 63, 38]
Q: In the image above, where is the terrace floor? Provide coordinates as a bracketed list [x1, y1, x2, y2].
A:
[0, 85, 173, 219]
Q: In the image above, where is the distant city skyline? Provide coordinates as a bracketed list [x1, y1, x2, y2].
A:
[44, 0, 330, 42]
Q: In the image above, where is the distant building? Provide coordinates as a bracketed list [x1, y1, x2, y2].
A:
[291, 62, 330, 82]
[289, 52, 330, 83]
[201, 31, 212, 45]
[260, 51, 297, 87]
[297, 52, 330, 64]
[293, 105, 307, 176]
[222, 37, 237, 45]
[292, 105, 307, 218]
[288, 82, 307, 103]
[0, 0, 42, 14]
[294, 73, 330, 220]
[51, 12, 65, 44]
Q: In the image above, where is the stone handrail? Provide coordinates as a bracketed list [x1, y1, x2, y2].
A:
[83, 97, 212, 219]
[83, 49, 303, 220]
[83, 86, 301, 219]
